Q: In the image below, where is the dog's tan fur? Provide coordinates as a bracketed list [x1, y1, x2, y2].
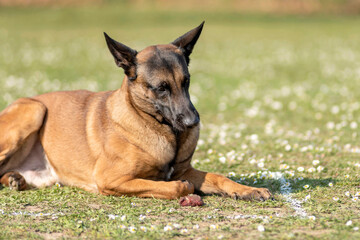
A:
[0, 23, 271, 200]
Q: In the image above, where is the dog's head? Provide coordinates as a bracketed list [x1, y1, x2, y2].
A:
[104, 22, 204, 132]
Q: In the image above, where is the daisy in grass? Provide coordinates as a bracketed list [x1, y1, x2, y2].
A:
[328, 182, 333, 187]
[257, 225, 265, 232]
[303, 185, 310, 189]
[305, 194, 311, 201]
[312, 160, 320, 165]
[128, 226, 137, 233]
[173, 223, 181, 229]
[345, 191, 351, 197]
[140, 226, 147, 232]
[164, 225, 172, 231]
[333, 197, 340, 201]
[180, 229, 188, 234]
[210, 224, 219, 230]
[308, 216, 316, 220]
[346, 220, 353, 226]
[352, 197, 358, 202]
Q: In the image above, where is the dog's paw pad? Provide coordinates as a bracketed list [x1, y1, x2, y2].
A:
[8, 174, 26, 191]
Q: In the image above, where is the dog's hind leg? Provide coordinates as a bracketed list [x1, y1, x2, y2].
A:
[0, 171, 27, 191]
[0, 98, 46, 162]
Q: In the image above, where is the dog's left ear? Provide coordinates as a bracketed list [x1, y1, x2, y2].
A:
[171, 21, 204, 65]
[104, 32, 137, 81]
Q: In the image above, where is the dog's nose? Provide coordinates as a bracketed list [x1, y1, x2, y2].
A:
[176, 112, 200, 128]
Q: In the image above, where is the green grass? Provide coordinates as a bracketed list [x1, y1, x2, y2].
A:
[1, 4, 360, 239]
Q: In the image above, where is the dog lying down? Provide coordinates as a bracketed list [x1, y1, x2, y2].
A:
[0, 22, 271, 201]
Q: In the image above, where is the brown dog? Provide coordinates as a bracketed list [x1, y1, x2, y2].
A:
[0, 22, 271, 201]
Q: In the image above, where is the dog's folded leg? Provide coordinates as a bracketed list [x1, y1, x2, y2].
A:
[0, 98, 46, 162]
[97, 177, 194, 199]
[179, 167, 272, 201]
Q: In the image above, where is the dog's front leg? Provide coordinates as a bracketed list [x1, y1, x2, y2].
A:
[97, 176, 194, 199]
[179, 167, 271, 201]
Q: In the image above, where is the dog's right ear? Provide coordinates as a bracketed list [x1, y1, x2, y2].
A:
[104, 32, 137, 81]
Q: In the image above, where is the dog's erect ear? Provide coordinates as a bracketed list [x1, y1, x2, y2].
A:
[104, 32, 137, 81]
[171, 21, 204, 65]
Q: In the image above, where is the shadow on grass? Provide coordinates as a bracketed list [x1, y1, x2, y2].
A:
[245, 177, 338, 195]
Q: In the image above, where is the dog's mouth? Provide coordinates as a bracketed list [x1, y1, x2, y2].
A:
[155, 107, 186, 132]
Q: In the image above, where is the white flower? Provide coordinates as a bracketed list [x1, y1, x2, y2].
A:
[249, 159, 257, 165]
[305, 194, 311, 201]
[317, 166, 324, 172]
[168, 208, 175, 213]
[346, 220, 353, 226]
[257, 225, 265, 232]
[164, 225, 172, 231]
[228, 172, 236, 177]
[345, 191, 351, 197]
[328, 182, 333, 187]
[180, 229, 188, 234]
[326, 122, 335, 129]
[128, 226, 137, 233]
[280, 164, 289, 170]
[285, 144, 292, 151]
[354, 227, 359, 231]
[108, 214, 118, 220]
[312, 160, 320, 165]
[140, 226, 147, 232]
[173, 223, 181, 229]
[298, 177, 304, 180]
[307, 167, 316, 173]
[139, 215, 146, 221]
[308, 216, 316, 220]
[146, 209, 152, 213]
[352, 197, 358, 202]
[345, 174, 350, 179]
[333, 197, 339, 201]
[257, 162, 265, 168]
[350, 121, 358, 129]
[210, 224, 218, 230]
[297, 167, 304, 172]
[303, 185, 310, 189]
[120, 215, 126, 221]
[193, 224, 199, 229]
[219, 156, 226, 163]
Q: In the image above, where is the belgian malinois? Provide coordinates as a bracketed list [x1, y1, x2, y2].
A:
[0, 22, 271, 200]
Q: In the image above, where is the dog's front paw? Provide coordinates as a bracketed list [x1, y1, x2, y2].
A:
[231, 187, 272, 201]
[175, 180, 194, 198]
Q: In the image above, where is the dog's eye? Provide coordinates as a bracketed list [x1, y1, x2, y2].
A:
[157, 82, 169, 93]
[158, 86, 166, 92]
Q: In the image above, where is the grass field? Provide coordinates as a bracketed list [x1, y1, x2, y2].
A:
[1, 4, 360, 239]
